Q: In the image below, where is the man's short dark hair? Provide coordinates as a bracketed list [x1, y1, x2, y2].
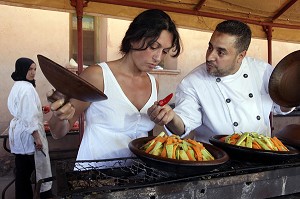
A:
[216, 20, 252, 53]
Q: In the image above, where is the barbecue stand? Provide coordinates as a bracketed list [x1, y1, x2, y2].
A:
[48, 157, 300, 198]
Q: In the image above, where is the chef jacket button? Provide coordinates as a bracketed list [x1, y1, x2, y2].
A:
[243, 74, 248, 78]
[256, 115, 261, 120]
[233, 122, 238, 126]
[216, 78, 221, 82]
[249, 93, 253, 98]
[226, 98, 231, 103]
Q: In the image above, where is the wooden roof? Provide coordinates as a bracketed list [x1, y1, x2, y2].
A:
[2, 0, 300, 43]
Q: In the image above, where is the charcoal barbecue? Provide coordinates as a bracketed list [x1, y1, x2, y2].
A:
[42, 156, 300, 198]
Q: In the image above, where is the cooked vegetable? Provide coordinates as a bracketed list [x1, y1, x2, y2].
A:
[141, 132, 215, 161]
[219, 132, 289, 151]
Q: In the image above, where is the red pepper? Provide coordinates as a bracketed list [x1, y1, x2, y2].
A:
[42, 105, 50, 114]
[158, 93, 173, 106]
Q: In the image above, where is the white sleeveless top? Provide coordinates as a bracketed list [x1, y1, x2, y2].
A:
[76, 62, 157, 162]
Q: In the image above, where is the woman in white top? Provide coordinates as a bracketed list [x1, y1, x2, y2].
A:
[47, 9, 181, 163]
[8, 57, 52, 199]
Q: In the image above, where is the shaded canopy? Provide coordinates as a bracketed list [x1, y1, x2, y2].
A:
[2, 0, 300, 43]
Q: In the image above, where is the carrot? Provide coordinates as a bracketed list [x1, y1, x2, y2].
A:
[172, 144, 178, 159]
[191, 145, 202, 161]
[252, 142, 260, 149]
[252, 141, 262, 149]
[160, 144, 167, 157]
[156, 136, 167, 144]
[270, 137, 282, 151]
[166, 137, 173, 144]
[231, 133, 240, 139]
[273, 137, 289, 151]
[186, 150, 196, 161]
[227, 134, 240, 144]
[230, 138, 238, 145]
[187, 139, 204, 150]
[145, 141, 156, 153]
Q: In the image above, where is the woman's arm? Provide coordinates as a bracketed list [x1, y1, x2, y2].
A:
[48, 65, 104, 139]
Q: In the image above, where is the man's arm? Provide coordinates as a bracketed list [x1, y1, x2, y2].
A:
[148, 103, 185, 136]
[165, 114, 185, 136]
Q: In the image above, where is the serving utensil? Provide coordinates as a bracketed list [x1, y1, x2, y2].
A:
[269, 50, 300, 107]
[37, 54, 107, 103]
[275, 124, 300, 150]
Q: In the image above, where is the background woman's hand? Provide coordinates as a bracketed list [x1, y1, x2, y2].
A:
[34, 137, 43, 150]
[32, 131, 43, 150]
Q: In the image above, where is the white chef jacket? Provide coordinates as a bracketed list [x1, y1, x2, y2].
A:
[173, 57, 291, 143]
[7, 81, 52, 192]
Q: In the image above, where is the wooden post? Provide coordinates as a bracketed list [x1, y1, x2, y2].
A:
[70, 0, 88, 142]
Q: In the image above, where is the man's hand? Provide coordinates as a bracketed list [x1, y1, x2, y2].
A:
[147, 102, 175, 126]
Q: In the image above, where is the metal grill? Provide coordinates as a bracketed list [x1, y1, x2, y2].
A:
[55, 157, 177, 197]
[54, 157, 300, 198]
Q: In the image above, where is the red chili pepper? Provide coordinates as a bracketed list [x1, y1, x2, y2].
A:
[158, 93, 173, 106]
[42, 105, 50, 114]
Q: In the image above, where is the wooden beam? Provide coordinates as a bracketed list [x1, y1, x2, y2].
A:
[272, 0, 298, 21]
[90, 0, 300, 30]
[194, 0, 206, 11]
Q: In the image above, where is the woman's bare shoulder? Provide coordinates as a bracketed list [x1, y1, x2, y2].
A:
[79, 64, 104, 91]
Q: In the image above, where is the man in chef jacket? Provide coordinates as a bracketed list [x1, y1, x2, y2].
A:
[147, 20, 294, 143]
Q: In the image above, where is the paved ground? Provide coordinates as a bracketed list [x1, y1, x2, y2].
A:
[0, 156, 60, 199]
[0, 155, 15, 199]
[0, 131, 77, 199]
[0, 169, 14, 199]
[0, 163, 59, 199]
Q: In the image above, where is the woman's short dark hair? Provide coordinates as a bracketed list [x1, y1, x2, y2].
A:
[216, 20, 252, 53]
[120, 9, 181, 57]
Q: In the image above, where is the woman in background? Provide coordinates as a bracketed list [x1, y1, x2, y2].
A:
[8, 57, 52, 199]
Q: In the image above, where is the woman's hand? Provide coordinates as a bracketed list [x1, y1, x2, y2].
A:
[34, 138, 43, 150]
[32, 131, 43, 150]
[47, 90, 75, 121]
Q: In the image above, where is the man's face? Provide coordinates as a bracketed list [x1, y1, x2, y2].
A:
[205, 31, 246, 77]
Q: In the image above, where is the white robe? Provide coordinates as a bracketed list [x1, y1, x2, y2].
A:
[7, 81, 52, 192]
